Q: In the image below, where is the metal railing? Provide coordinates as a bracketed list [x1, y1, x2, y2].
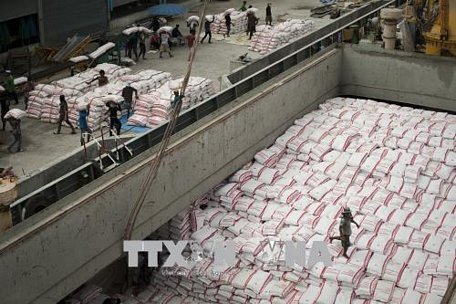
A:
[9, 0, 394, 225]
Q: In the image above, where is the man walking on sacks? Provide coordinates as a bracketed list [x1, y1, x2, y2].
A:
[329, 207, 359, 258]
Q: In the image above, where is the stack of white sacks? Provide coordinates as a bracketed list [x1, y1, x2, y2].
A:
[210, 9, 248, 35]
[26, 66, 171, 131]
[127, 91, 170, 128]
[26, 64, 131, 123]
[249, 19, 314, 55]
[120, 97, 456, 303]
[178, 76, 218, 110]
[127, 77, 218, 129]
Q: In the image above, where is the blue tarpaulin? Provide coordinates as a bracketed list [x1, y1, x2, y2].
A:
[120, 115, 150, 133]
[148, 4, 187, 16]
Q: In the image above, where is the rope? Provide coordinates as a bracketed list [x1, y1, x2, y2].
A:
[123, 0, 209, 241]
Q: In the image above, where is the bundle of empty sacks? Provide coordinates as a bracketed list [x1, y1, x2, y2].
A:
[114, 97, 456, 304]
[249, 19, 314, 55]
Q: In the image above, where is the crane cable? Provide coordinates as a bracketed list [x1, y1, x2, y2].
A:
[124, 0, 209, 241]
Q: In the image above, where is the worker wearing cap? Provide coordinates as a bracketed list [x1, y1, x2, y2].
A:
[4, 71, 18, 105]
[329, 207, 359, 258]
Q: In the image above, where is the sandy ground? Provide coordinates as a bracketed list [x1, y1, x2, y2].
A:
[0, 0, 332, 178]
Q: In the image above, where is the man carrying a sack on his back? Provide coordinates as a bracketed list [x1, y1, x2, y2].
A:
[122, 85, 138, 118]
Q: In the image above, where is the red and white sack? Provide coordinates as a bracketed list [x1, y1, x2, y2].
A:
[372, 280, 395, 303]
[355, 276, 378, 299]
[399, 288, 422, 304]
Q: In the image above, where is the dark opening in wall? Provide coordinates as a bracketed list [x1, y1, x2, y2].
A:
[0, 14, 40, 53]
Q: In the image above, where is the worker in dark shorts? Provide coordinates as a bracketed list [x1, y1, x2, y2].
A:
[54, 95, 76, 134]
[330, 207, 360, 258]
[106, 101, 122, 136]
[121, 85, 138, 118]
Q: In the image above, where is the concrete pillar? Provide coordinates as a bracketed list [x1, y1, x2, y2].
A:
[380, 8, 402, 50]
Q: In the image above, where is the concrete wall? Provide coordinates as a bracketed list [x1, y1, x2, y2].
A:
[0, 0, 38, 22]
[41, 0, 109, 46]
[0, 49, 341, 304]
[341, 44, 456, 112]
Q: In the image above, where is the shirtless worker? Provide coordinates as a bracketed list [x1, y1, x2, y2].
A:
[87, 70, 109, 87]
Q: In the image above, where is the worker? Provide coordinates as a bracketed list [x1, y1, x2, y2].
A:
[265, 3, 273, 26]
[1, 91, 9, 131]
[185, 30, 196, 61]
[149, 31, 160, 50]
[121, 84, 138, 118]
[23, 79, 35, 110]
[171, 90, 183, 108]
[106, 101, 122, 136]
[78, 106, 92, 145]
[6, 116, 22, 153]
[200, 16, 215, 44]
[138, 31, 147, 60]
[224, 12, 233, 38]
[127, 31, 139, 61]
[172, 24, 184, 45]
[187, 18, 199, 32]
[54, 95, 76, 135]
[4, 71, 18, 105]
[247, 12, 259, 40]
[159, 31, 173, 58]
[87, 70, 109, 87]
[239, 1, 247, 11]
[151, 17, 160, 32]
[329, 207, 360, 258]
